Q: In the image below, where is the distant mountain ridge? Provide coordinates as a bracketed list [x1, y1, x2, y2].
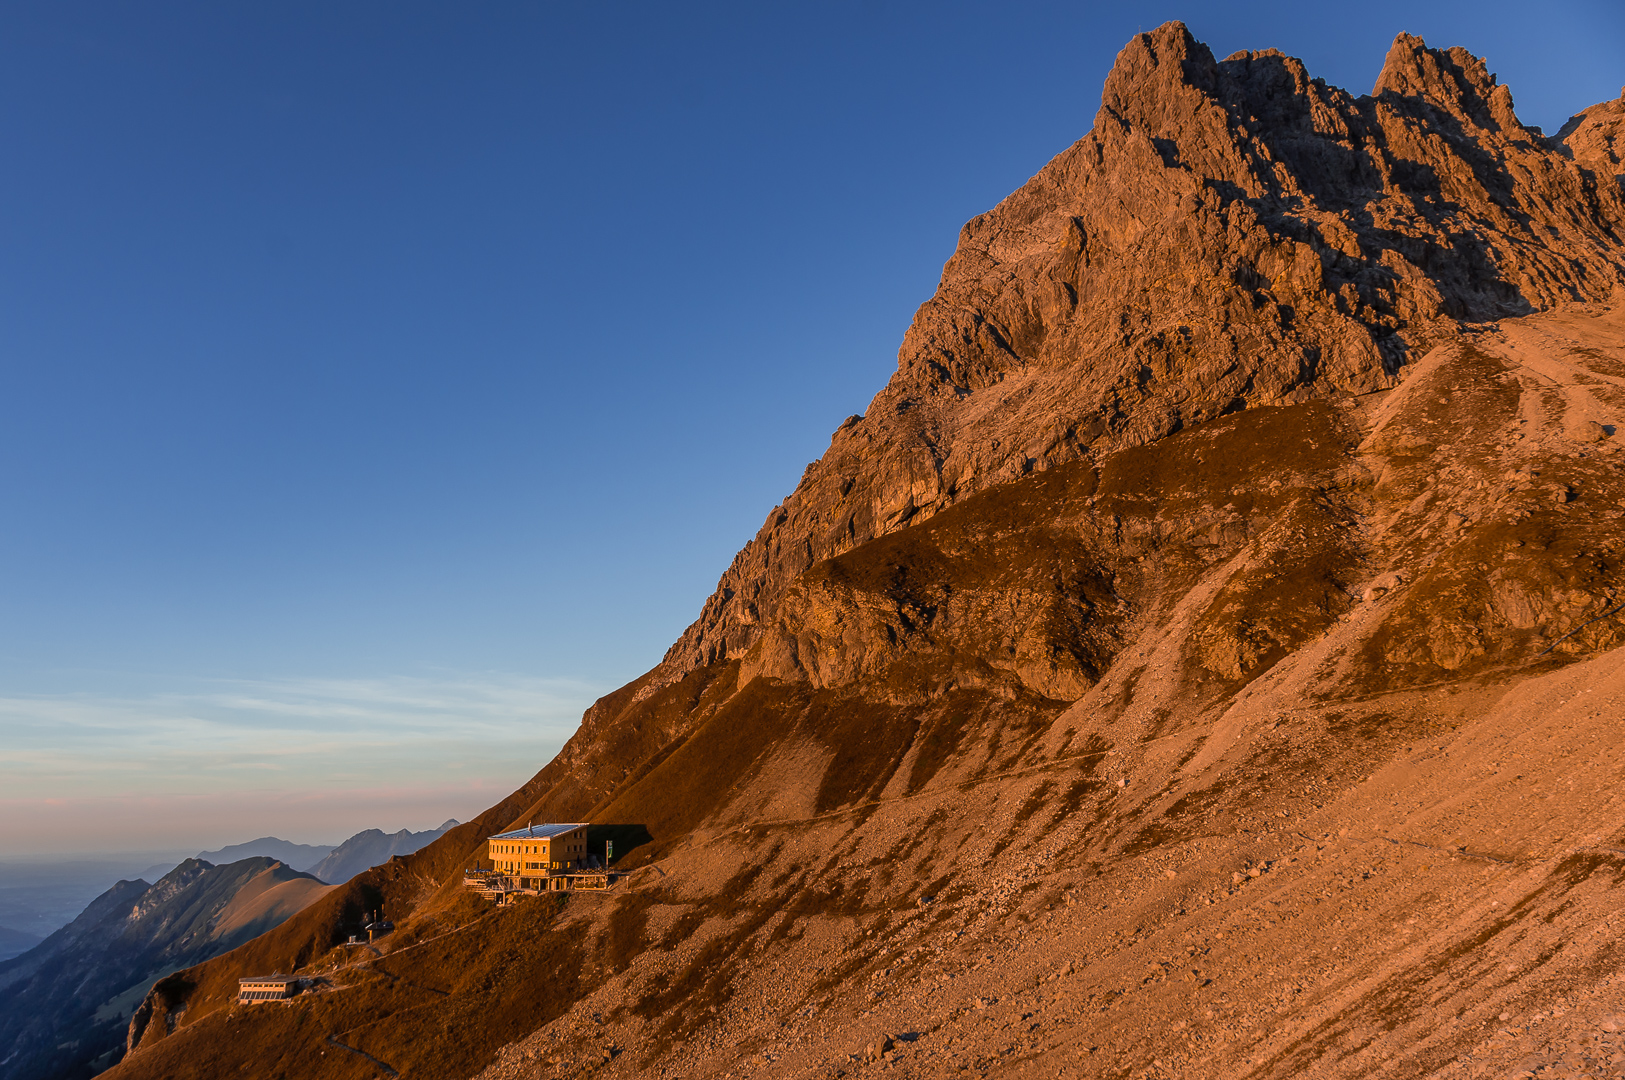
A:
[0, 857, 333, 1080]
[194, 836, 335, 869]
[0, 820, 454, 1079]
[186, 822, 460, 883]
[305, 819, 458, 884]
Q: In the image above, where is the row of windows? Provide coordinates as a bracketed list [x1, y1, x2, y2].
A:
[239, 990, 286, 1001]
[493, 835, 585, 856]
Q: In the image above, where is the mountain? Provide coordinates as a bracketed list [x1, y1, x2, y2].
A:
[304, 820, 459, 884]
[192, 824, 459, 882]
[0, 825, 451, 1080]
[194, 837, 335, 870]
[0, 858, 333, 1080]
[104, 24, 1625, 1080]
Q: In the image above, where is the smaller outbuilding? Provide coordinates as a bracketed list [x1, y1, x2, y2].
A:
[237, 975, 297, 1004]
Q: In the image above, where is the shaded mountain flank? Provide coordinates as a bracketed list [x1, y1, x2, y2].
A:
[103, 24, 1625, 1080]
[0, 859, 333, 1080]
[305, 820, 460, 885]
[0, 824, 455, 1080]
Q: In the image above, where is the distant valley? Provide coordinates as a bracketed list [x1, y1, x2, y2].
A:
[0, 858, 327, 1080]
[0, 855, 192, 957]
[0, 927, 41, 964]
[0, 819, 456, 1080]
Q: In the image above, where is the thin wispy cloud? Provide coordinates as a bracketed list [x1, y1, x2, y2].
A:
[0, 672, 602, 851]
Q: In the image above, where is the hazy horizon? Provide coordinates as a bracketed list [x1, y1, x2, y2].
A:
[1, 670, 594, 856]
[0, 824, 456, 945]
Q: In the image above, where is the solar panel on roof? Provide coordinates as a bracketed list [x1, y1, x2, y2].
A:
[486, 822, 589, 841]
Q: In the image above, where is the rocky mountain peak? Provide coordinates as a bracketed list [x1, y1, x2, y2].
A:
[1558, 86, 1625, 185]
[1095, 21, 1220, 135]
[638, 22, 1625, 698]
[1372, 31, 1524, 134]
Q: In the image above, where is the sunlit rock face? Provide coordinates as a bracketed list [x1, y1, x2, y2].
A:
[658, 20, 1625, 695]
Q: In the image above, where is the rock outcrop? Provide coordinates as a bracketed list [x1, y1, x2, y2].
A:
[98, 25, 1625, 1080]
[546, 20, 1625, 810]
[658, 23, 1623, 685]
[1558, 85, 1625, 186]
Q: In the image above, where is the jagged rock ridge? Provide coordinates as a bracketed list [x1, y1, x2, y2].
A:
[663, 23, 1624, 673]
[544, 20, 1625, 808]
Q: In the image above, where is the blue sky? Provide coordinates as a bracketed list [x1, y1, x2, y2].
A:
[0, 1, 1619, 855]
